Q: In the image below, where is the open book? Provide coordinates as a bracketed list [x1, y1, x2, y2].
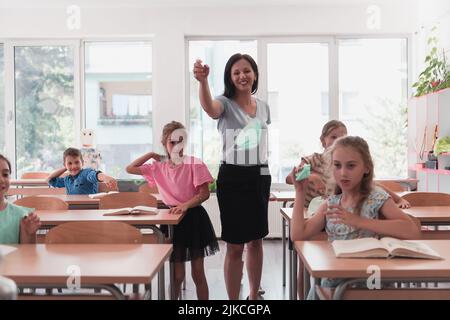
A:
[0, 245, 17, 258]
[88, 191, 119, 199]
[332, 237, 443, 260]
[103, 206, 158, 216]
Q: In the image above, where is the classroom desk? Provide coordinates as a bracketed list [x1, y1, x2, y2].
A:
[0, 244, 172, 300]
[270, 191, 296, 292]
[35, 208, 185, 300]
[404, 206, 450, 226]
[295, 240, 450, 300]
[35, 194, 100, 209]
[10, 179, 49, 187]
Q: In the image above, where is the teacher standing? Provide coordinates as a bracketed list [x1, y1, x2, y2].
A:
[193, 53, 271, 300]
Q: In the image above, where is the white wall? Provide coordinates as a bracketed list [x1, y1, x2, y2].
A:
[0, 0, 420, 142]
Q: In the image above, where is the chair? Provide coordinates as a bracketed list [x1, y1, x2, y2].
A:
[99, 192, 157, 209]
[138, 183, 159, 194]
[45, 221, 143, 244]
[20, 172, 49, 179]
[13, 196, 68, 210]
[99, 192, 159, 244]
[377, 181, 406, 192]
[98, 181, 119, 193]
[45, 221, 145, 297]
[401, 192, 450, 206]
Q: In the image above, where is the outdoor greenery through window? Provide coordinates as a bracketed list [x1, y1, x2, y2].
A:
[84, 41, 152, 179]
[339, 38, 408, 178]
[15, 45, 75, 177]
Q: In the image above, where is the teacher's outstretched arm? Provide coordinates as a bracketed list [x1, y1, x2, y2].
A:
[193, 59, 223, 119]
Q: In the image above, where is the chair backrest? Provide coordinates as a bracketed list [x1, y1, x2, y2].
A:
[45, 221, 143, 244]
[376, 181, 406, 192]
[99, 192, 157, 209]
[98, 181, 119, 193]
[13, 196, 68, 210]
[401, 192, 450, 206]
[20, 172, 50, 179]
[138, 183, 159, 194]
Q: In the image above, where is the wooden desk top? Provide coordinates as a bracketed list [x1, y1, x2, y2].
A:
[280, 207, 310, 222]
[0, 244, 172, 285]
[404, 206, 450, 223]
[36, 194, 100, 205]
[270, 191, 296, 202]
[36, 209, 185, 226]
[295, 240, 450, 279]
[10, 179, 49, 187]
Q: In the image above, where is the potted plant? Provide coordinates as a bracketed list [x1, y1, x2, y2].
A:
[412, 27, 450, 97]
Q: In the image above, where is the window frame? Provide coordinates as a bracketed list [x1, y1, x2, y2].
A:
[185, 34, 412, 185]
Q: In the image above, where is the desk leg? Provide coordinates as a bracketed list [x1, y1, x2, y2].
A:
[292, 248, 298, 300]
[288, 238, 293, 300]
[303, 263, 310, 300]
[282, 217, 286, 287]
[168, 225, 176, 300]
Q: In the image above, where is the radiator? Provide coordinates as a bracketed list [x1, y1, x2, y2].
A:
[203, 194, 285, 239]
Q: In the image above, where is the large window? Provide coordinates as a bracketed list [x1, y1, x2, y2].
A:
[339, 38, 408, 178]
[14, 45, 76, 176]
[188, 40, 257, 178]
[84, 41, 152, 179]
[267, 42, 329, 182]
[187, 37, 408, 182]
[0, 44, 4, 153]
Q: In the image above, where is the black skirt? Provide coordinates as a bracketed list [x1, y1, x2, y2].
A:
[163, 205, 219, 263]
[217, 163, 272, 244]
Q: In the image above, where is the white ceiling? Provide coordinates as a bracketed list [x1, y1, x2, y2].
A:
[0, 0, 405, 9]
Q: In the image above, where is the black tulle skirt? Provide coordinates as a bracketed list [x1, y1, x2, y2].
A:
[162, 205, 219, 263]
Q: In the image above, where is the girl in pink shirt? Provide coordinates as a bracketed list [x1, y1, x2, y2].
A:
[126, 121, 219, 300]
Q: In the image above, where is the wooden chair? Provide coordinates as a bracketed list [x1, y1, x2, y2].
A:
[99, 192, 157, 209]
[401, 192, 450, 206]
[138, 183, 159, 194]
[13, 196, 68, 210]
[99, 192, 158, 244]
[45, 221, 143, 244]
[377, 181, 406, 192]
[20, 172, 49, 179]
[98, 181, 119, 193]
[45, 221, 144, 298]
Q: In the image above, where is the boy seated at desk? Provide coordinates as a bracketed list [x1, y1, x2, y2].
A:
[47, 148, 117, 195]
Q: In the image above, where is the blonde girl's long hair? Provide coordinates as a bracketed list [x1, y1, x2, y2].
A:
[327, 136, 374, 216]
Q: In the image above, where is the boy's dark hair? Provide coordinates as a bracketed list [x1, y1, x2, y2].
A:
[63, 148, 83, 162]
[0, 154, 12, 173]
[223, 53, 259, 98]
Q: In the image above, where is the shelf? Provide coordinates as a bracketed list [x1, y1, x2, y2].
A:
[409, 166, 450, 175]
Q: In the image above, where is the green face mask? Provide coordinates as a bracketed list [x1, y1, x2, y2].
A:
[235, 118, 262, 151]
[295, 164, 311, 181]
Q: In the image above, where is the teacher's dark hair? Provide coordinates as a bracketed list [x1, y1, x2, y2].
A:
[223, 53, 259, 98]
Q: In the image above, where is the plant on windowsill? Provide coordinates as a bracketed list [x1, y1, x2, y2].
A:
[412, 27, 450, 97]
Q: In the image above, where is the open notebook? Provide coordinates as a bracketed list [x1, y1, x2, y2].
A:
[88, 191, 119, 199]
[103, 206, 158, 216]
[332, 237, 443, 260]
